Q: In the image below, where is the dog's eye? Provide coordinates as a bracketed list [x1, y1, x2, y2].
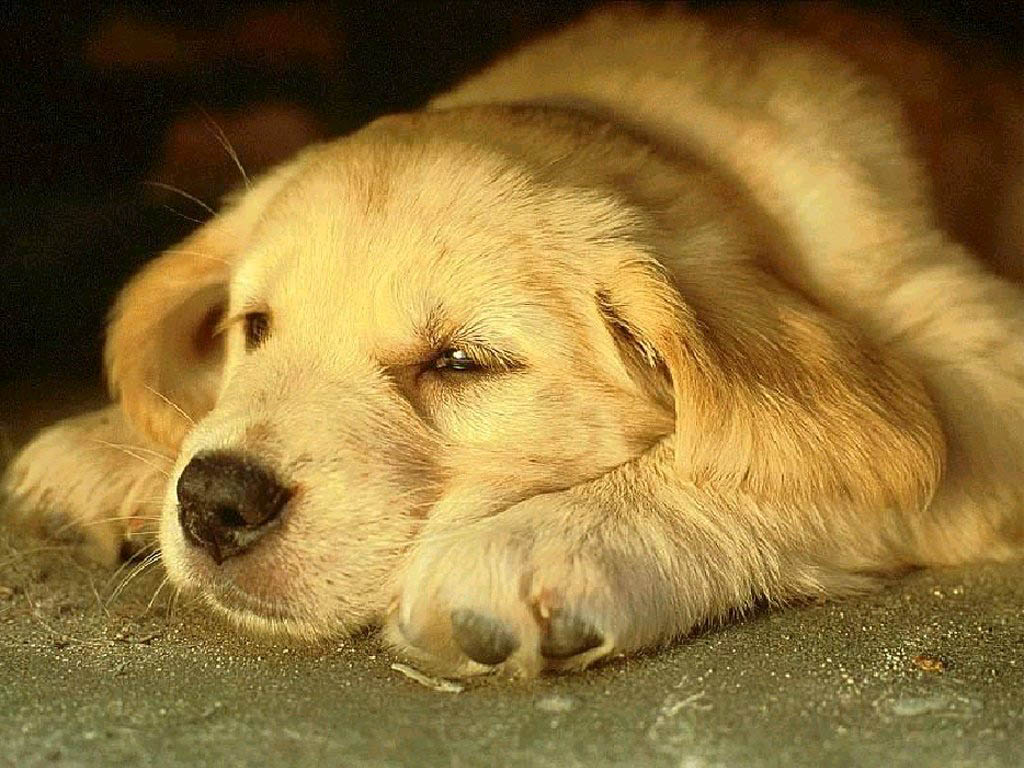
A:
[244, 312, 270, 351]
[433, 348, 480, 373]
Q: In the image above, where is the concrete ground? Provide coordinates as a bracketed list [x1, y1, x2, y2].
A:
[1, 381, 1022, 768]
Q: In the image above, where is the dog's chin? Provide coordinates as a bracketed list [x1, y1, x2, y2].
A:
[203, 584, 338, 643]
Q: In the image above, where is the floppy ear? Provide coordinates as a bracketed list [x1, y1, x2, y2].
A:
[599, 255, 946, 514]
[105, 162, 303, 452]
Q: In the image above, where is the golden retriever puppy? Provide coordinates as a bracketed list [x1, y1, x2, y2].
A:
[4, 4, 1024, 677]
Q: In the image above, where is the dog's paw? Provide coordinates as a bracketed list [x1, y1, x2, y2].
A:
[385, 492, 660, 678]
[1, 406, 171, 566]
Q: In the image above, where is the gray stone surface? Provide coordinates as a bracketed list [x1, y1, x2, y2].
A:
[2, 381, 1022, 768]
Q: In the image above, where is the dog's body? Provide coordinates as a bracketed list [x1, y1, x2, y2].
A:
[4, 4, 1023, 677]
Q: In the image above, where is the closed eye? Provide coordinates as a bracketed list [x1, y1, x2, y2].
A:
[426, 343, 524, 377]
[433, 348, 481, 372]
[213, 308, 271, 351]
[243, 311, 270, 351]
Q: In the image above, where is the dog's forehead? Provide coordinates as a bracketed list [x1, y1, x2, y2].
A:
[253, 132, 633, 260]
[232, 140, 604, 343]
[255, 145, 530, 262]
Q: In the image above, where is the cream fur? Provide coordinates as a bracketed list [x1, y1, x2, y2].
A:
[3, 4, 1023, 677]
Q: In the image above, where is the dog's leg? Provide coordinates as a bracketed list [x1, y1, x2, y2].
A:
[1, 405, 172, 566]
[386, 440, 891, 678]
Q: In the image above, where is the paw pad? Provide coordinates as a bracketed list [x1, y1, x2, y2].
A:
[450, 609, 520, 665]
[539, 612, 604, 659]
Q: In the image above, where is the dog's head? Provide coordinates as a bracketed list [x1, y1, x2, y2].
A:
[106, 107, 943, 638]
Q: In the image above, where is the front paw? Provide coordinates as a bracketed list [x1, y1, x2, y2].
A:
[385, 494, 651, 678]
[2, 407, 170, 566]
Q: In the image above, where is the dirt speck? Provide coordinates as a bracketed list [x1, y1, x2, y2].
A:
[911, 654, 946, 672]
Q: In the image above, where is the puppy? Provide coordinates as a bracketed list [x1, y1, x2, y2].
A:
[4, 4, 1023, 677]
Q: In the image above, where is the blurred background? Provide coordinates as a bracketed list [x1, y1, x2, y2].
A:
[1, 1, 1022, 384]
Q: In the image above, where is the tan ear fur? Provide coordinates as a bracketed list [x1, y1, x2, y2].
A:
[602, 255, 946, 515]
[105, 160, 307, 451]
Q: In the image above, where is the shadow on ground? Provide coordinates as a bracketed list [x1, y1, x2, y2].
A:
[2, 381, 1022, 768]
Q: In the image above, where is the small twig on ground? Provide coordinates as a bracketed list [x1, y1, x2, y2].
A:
[390, 662, 464, 693]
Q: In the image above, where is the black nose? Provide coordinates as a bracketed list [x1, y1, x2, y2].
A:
[176, 451, 292, 564]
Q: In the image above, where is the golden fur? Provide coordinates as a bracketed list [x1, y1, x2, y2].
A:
[4, 4, 1023, 677]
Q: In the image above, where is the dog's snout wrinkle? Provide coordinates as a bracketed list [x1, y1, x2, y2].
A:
[176, 450, 292, 564]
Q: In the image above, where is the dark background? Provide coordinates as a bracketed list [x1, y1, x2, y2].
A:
[1, 1, 1021, 383]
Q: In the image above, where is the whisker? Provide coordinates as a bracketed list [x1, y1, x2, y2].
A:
[144, 180, 216, 215]
[104, 539, 156, 589]
[161, 205, 208, 227]
[94, 441, 174, 462]
[106, 538, 161, 583]
[144, 385, 196, 426]
[200, 108, 251, 189]
[86, 572, 112, 620]
[54, 517, 161, 533]
[167, 585, 195, 622]
[146, 574, 173, 613]
[168, 586, 202, 619]
[108, 549, 163, 606]
[90, 439, 172, 477]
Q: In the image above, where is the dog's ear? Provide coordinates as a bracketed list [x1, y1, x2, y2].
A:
[598, 254, 945, 514]
[106, 162, 302, 452]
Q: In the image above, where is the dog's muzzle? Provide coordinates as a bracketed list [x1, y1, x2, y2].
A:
[176, 450, 292, 564]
